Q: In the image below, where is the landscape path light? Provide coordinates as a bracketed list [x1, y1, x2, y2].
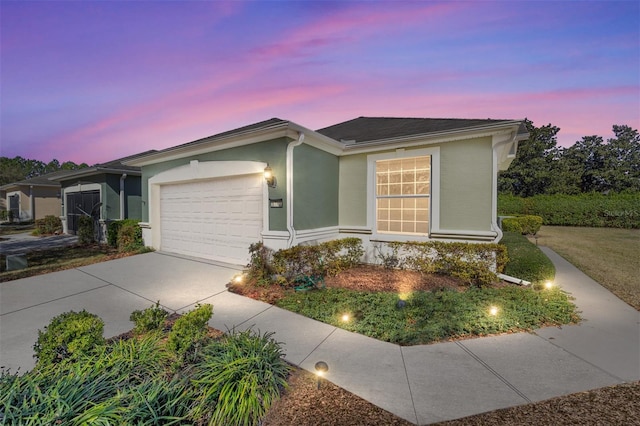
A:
[314, 361, 329, 390]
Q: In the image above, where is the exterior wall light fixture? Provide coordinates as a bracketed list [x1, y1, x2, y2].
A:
[264, 165, 277, 188]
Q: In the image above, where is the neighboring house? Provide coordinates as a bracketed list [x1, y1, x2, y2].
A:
[125, 117, 528, 265]
[0, 170, 76, 222]
[48, 152, 154, 240]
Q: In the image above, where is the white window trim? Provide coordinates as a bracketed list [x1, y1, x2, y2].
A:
[366, 147, 440, 242]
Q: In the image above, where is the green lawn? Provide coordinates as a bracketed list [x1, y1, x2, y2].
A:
[533, 226, 640, 310]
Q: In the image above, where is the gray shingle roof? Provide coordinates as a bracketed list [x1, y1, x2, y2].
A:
[316, 117, 524, 143]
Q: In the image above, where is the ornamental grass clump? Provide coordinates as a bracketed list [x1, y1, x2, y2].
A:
[192, 329, 290, 426]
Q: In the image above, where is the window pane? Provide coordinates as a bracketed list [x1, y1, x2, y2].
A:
[402, 222, 415, 233]
[402, 183, 414, 195]
[389, 184, 402, 195]
[375, 156, 431, 235]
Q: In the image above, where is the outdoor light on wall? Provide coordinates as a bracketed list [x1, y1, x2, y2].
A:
[264, 165, 277, 188]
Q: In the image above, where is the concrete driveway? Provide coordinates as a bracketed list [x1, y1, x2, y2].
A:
[1, 250, 638, 425]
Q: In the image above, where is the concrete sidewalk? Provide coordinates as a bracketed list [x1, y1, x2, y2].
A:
[1, 250, 638, 424]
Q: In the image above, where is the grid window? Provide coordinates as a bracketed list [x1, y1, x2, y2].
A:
[376, 156, 430, 235]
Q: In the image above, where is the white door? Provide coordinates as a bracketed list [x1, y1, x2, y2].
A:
[159, 173, 263, 264]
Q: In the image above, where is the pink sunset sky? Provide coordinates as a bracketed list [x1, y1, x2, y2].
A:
[1, 0, 639, 165]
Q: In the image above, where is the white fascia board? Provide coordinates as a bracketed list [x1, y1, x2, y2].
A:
[341, 121, 524, 156]
[286, 123, 345, 155]
[48, 168, 141, 182]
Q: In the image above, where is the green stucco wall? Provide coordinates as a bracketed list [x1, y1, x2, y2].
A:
[338, 154, 367, 227]
[439, 137, 493, 231]
[125, 176, 142, 220]
[292, 144, 339, 230]
[140, 138, 289, 231]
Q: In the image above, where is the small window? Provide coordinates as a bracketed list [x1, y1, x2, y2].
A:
[375, 156, 430, 235]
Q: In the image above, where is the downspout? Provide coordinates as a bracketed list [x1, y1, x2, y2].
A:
[491, 130, 518, 243]
[30, 185, 34, 221]
[286, 132, 305, 247]
[119, 174, 127, 220]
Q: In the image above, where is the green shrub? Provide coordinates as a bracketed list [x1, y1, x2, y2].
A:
[0, 209, 8, 221]
[499, 232, 555, 283]
[33, 310, 105, 367]
[129, 301, 168, 334]
[247, 242, 275, 283]
[502, 215, 543, 235]
[113, 219, 143, 252]
[167, 304, 213, 362]
[248, 238, 363, 286]
[498, 193, 640, 228]
[77, 215, 95, 244]
[380, 241, 508, 287]
[34, 215, 63, 235]
[192, 329, 289, 426]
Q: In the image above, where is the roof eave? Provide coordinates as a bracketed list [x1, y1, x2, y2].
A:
[125, 121, 345, 166]
[49, 167, 141, 181]
[342, 121, 525, 155]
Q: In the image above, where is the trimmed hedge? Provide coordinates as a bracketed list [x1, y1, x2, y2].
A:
[377, 241, 508, 287]
[502, 215, 543, 235]
[498, 193, 640, 228]
[247, 238, 364, 285]
[499, 232, 555, 283]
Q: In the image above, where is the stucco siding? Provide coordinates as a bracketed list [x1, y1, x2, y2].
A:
[292, 144, 339, 230]
[125, 176, 143, 220]
[140, 138, 289, 231]
[338, 154, 368, 227]
[439, 137, 492, 231]
[33, 194, 61, 219]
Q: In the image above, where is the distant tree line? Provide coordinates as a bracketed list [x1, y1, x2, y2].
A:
[499, 120, 640, 196]
[0, 157, 89, 187]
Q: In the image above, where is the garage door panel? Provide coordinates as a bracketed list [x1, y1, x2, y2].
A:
[160, 174, 263, 264]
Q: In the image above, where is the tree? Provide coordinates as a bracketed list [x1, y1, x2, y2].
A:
[0, 156, 88, 186]
[498, 119, 569, 196]
[499, 122, 640, 196]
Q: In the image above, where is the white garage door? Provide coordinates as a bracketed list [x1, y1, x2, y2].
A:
[159, 174, 263, 265]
